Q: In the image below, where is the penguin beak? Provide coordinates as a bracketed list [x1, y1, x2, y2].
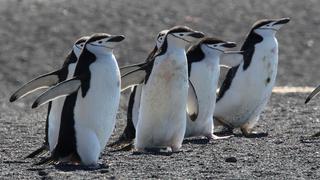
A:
[188, 31, 205, 39]
[108, 35, 125, 42]
[222, 42, 237, 48]
[274, 18, 290, 25]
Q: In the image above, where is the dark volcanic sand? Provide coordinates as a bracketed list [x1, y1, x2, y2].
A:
[1, 0, 320, 179]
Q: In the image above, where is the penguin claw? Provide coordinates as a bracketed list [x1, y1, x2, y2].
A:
[241, 130, 268, 138]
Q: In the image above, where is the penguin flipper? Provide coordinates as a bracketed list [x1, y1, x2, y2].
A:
[187, 80, 199, 121]
[9, 70, 62, 102]
[25, 144, 49, 159]
[120, 62, 146, 77]
[305, 85, 320, 104]
[121, 66, 146, 91]
[32, 78, 81, 108]
[220, 51, 244, 68]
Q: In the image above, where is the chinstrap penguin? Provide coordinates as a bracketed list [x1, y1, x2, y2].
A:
[31, 33, 125, 167]
[185, 37, 241, 140]
[9, 36, 89, 158]
[214, 18, 290, 137]
[122, 26, 204, 152]
[110, 30, 168, 148]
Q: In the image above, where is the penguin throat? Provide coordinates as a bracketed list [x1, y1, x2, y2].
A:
[241, 31, 263, 70]
[167, 35, 189, 49]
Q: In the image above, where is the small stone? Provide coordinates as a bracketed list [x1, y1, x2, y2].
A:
[225, 157, 237, 163]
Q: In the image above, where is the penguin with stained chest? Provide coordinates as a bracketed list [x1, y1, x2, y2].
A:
[109, 30, 168, 147]
[123, 26, 204, 152]
[214, 18, 290, 137]
[9, 36, 89, 158]
[31, 33, 125, 166]
[184, 37, 241, 139]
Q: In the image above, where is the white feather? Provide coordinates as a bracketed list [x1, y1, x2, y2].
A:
[74, 53, 120, 165]
[185, 46, 221, 138]
[214, 33, 278, 129]
[135, 48, 188, 151]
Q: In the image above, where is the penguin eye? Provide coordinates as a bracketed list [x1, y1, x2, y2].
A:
[80, 44, 84, 47]
[179, 33, 184, 36]
[159, 37, 163, 40]
[98, 41, 103, 44]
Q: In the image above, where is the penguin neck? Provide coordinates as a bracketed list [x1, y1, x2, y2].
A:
[241, 30, 277, 70]
[167, 35, 188, 50]
[72, 45, 82, 58]
[255, 29, 277, 38]
[88, 49, 114, 59]
[201, 45, 222, 65]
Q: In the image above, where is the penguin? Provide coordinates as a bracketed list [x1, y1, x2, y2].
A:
[31, 33, 125, 167]
[213, 18, 290, 137]
[109, 30, 169, 147]
[9, 36, 89, 158]
[184, 37, 241, 139]
[123, 26, 204, 152]
[305, 85, 320, 104]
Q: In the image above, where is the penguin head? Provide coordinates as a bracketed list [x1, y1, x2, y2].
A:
[85, 33, 125, 54]
[200, 37, 236, 54]
[73, 36, 89, 58]
[166, 26, 205, 47]
[145, 30, 169, 61]
[253, 18, 290, 35]
[155, 29, 168, 48]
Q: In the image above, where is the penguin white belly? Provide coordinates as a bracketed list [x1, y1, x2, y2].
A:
[74, 59, 120, 164]
[185, 60, 219, 137]
[215, 48, 277, 128]
[136, 54, 188, 151]
[132, 84, 142, 128]
[48, 63, 77, 152]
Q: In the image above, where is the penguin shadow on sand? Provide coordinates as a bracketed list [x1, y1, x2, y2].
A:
[108, 142, 176, 156]
[182, 138, 211, 145]
[213, 126, 269, 139]
[27, 161, 109, 172]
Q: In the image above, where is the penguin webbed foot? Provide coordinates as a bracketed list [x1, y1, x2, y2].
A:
[108, 132, 134, 148]
[241, 128, 268, 138]
[209, 134, 233, 140]
[109, 143, 134, 152]
[214, 126, 234, 137]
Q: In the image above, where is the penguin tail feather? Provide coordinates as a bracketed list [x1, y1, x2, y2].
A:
[25, 145, 49, 159]
[33, 156, 57, 166]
